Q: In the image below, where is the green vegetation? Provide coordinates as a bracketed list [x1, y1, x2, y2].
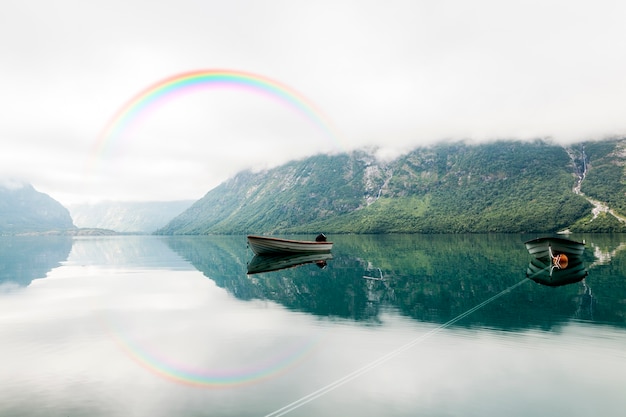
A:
[570, 212, 626, 233]
[290, 141, 592, 233]
[158, 138, 626, 235]
[159, 154, 371, 234]
[303, 196, 432, 233]
[581, 140, 626, 215]
[163, 233, 626, 328]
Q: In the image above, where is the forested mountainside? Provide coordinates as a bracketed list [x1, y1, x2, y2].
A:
[69, 200, 194, 233]
[157, 138, 626, 235]
[573, 140, 626, 232]
[0, 183, 75, 235]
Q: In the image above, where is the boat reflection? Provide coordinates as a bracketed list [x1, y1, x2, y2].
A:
[161, 234, 626, 328]
[247, 252, 333, 275]
[526, 255, 588, 287]
[524, 236, 588, 287]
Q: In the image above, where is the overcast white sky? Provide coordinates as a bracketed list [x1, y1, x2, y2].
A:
[2, 0, 625, 205]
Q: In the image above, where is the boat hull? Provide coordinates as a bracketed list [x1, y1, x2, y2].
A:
[526, 256, 588, 287]
[524, 237, 585, 259]
[247, 235, 333, 255]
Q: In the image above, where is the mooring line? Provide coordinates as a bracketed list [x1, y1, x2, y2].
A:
[263, 277, 531, 417]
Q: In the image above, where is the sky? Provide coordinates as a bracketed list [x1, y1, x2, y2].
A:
[1, 0, 625, 205]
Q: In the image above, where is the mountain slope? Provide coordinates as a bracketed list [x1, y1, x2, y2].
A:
[316, 140, 592, 233]
[568, 139, 626, 232]
[69, 200, 194, 233]
[158, 139, 615, 234]
[0, 183, 75, 234]
[158, 153, 381, 234]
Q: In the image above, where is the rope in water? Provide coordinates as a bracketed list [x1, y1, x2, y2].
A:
[263, 276, 533, 417]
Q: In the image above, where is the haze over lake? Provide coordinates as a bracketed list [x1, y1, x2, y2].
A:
[1, 234, 625, 416]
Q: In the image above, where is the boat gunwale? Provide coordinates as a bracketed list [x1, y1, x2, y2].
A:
[247, 235, 334, 245]
[523, 236, 585, 246]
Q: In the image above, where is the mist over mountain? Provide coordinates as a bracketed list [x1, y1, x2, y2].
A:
[157, 138, 626, 235]
[5, 139, 624, 236]
[69, 200, 194, 233]
[0, 183, 75, 235]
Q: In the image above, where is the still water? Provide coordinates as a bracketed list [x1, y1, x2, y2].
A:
[1, 234, 625, 417]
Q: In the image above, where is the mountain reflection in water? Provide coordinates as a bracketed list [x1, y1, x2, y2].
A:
[1, 234, 625, 417]
[164, 234, 624, 330]
[0, 236, 72, 288]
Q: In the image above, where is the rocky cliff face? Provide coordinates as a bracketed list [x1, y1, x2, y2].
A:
[0, 183, 75, 234]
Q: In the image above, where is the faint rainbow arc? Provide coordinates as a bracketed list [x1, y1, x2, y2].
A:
[89, 69, 343, 169]
[104, 318, 325, 389]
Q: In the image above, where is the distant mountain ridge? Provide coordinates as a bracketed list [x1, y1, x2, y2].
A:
[69, 200, 194, 233]
[157, 138, 626, 235]
[0, 183, 75, 235]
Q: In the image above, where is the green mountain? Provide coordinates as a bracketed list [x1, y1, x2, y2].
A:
[157, 139, 626, 235]
[569, 140, 626, 232]
[0, 183, 75, 235]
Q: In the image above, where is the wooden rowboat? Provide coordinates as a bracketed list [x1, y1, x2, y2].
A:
[524, 236, 585, 259]
[247, 235, 333, 256]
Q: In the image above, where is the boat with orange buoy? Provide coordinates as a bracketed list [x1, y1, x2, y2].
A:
[524, 236, 587, 286]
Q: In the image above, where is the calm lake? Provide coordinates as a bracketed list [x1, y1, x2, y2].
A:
[1, 234, 625, 417]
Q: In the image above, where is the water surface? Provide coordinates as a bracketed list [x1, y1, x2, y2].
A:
[1, 234, 625, 416]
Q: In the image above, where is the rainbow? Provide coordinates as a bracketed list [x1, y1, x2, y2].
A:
[105, 321, 325, 389]
[90, 69, 342, 165]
